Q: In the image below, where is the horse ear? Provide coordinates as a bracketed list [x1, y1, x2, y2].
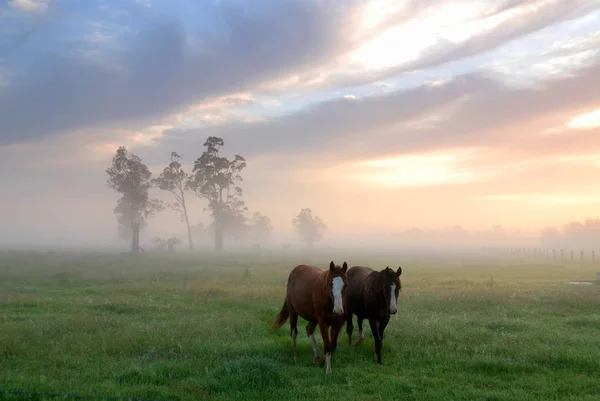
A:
[329, 261, 335, 272]
[396, 266, 402, 276]
[382, 266, 390, 272]
[342, 262, 348, 272]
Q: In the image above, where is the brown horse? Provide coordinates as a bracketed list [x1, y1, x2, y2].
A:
[272, 261, 348, 375]
[345, 265, 402, 364]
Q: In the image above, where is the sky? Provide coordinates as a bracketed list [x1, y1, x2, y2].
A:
[1, 0, 600, 247]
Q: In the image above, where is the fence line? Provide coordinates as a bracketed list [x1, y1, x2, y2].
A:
[482, 246, 600, 266]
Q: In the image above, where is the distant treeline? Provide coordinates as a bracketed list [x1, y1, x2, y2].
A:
[390, 218, 600, 249]
[540, 218, 600, 250]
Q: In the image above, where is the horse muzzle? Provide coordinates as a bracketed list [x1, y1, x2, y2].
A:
[389, 307, 397, 315]
[333, 307, 344, 316]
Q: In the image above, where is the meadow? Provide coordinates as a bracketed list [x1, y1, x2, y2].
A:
[1, 248, 599, 401]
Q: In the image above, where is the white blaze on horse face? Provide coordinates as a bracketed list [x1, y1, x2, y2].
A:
[332, 277, 344, 315]
[389, 283, 398, 314]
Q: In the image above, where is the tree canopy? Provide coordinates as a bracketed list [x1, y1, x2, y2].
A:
[248, 212, 273, 243]
[106, 146, 163, 252]
[187, 137, 247, 250]
[292, 208, 327, 246]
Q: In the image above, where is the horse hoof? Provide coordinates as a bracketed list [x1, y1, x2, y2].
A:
[313, 359, 324, 366]
[356, 338, 364, 346]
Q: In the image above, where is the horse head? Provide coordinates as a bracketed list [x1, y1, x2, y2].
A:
[380, 266, 402, 315]
[328, 261, 348, 316]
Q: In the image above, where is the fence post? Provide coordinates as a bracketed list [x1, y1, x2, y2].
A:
[580, 250, 584, 265]
[592, 251, 595, 264]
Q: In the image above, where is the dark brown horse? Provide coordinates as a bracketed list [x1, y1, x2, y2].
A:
[346, 265, 402, 364]
[272, 261, 348, 375]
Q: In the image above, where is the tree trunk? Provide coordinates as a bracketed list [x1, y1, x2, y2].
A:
[131, 223, 140, 254]
[182, 199, 195, 251]
[214, 220, 223, 251]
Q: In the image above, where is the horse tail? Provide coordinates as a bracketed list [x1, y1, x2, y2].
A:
[272, 301, 289, 332]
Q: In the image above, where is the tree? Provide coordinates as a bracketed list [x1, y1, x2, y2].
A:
[190, 222, 207, 244]
[221, 206, 249, 241]
[292, 208, 327, 246]
[114, 195, 148, 243]
[106, 146, 164, 253]
[152, 152, 194, 251]
[248, 212, 273, 243]
[539, 218, 600, 249]
[186, 136, 247, 251]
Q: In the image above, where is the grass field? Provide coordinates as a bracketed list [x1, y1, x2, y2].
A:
[1, 249, 600, 401]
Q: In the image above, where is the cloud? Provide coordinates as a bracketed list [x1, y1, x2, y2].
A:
[151, 61, 600, 170]
[568, 108, 600, 129]
[9, 0, 48, 13]
[3, 0, 598, 149]
[324, 0, 600, 88]
[0, 0, 362, 145]
[408, 0, 599, 69]
[477, 193, 600, 206]
[307, 148, 492, 189]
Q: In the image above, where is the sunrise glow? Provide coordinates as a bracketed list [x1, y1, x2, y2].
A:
[568, 108, 600, 129]
[330, 149, 489, 188]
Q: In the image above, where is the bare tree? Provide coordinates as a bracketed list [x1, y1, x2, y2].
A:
[152, 152, 194, 251]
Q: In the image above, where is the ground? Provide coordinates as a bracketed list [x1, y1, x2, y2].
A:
[1, 249, 599, 401]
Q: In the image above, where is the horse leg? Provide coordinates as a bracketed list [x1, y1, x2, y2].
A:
[289, 310, 299, 357]
[378, 315, 390, 341]
[317, 319, 333, 375]
[368, 317, 383, 364]
[330, 319, 343, 354]
[306, 321, 321, 364]
[346, 311, 354, 346]
[377, 315, 390, 364]
[356, 317, 365, 346]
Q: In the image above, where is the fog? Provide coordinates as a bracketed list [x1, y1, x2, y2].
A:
[3, 215, 598, 255]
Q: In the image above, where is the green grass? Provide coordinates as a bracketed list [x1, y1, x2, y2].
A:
[1, 249, 600, 400]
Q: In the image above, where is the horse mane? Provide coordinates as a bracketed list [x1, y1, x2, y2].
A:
[315, 269, 332, 299]
[364, 270, 386, 302]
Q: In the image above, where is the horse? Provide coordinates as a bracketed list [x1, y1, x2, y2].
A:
[272, 261, 348, 375]
[345, 265, 402, 364]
